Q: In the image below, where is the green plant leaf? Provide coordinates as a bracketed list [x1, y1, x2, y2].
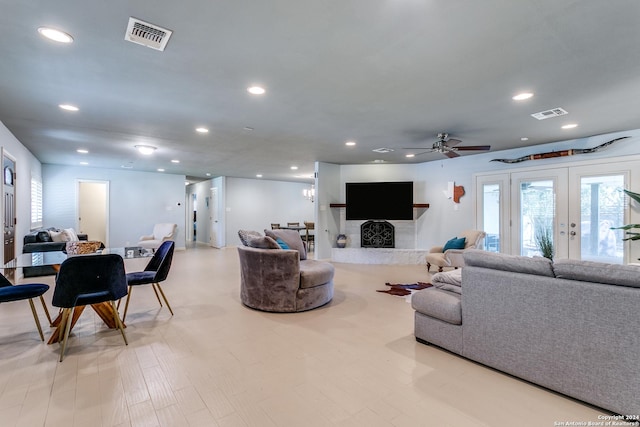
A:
[612, 224, 640, 230]
[624, 189, 640, 204]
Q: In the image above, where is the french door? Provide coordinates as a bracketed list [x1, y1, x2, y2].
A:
[476, 163, 632, 263]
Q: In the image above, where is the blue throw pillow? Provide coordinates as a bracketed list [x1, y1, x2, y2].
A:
[443, 237, 466, 251]
[276, 238, 290, 249]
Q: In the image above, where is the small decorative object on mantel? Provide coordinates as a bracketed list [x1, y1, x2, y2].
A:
[490, 136, 629, 164]
[336, 234, 347, 248]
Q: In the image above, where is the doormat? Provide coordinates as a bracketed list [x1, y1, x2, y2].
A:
[377, 282, 432, 296]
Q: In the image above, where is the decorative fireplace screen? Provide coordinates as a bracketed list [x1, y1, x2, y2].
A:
[361, 221, 394, 248]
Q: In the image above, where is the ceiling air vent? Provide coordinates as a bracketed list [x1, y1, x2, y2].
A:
[372, 147, 394, 153]
[125, 17, 173, 51]
[531, 107, 568, 120]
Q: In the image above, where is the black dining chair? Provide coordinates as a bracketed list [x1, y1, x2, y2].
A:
[0, 273, 50, 341]
[52, 254, 128, 362]
[121, 240, 175, 322]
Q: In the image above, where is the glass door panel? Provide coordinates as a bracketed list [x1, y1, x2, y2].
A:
[483, 184, 501, 252]
[511, 169, 568, 259]
[519, 180, 555, 257]
[475, 174, 510, 253]
[575, 174, 626, 263]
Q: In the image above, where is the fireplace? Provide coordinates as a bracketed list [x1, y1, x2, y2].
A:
[361, 220, 394, 248]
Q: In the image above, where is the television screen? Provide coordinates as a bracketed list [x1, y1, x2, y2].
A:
[345, 181, 413, 220]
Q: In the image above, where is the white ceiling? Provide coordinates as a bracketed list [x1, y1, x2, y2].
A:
[1, 0, 640, 183]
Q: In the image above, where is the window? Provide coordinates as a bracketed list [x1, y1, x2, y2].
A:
[31, 176, 42, 229]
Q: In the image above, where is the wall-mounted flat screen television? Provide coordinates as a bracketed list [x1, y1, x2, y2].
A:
[345, 181, 414, 220]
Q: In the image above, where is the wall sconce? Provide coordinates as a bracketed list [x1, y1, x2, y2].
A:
[303, 185, 315, 202]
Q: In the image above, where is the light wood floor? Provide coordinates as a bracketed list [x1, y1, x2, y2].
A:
[0, 245, 607, 426]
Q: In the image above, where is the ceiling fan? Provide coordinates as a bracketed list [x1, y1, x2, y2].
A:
[404, 133, 491, 158]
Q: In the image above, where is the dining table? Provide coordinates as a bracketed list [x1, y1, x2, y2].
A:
[1, 247, 152, 344]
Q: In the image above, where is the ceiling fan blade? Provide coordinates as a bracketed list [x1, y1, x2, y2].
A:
[444, 138, 462, 147]
[402, 148, 433, 150]
[444, 150, 460, 158]
[454, 145, 491, 151]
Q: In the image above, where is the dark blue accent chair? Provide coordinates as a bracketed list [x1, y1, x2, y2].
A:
[121, 240, 175, 322]
[0, 273, 49, 341]
[52, 254, 128, 361]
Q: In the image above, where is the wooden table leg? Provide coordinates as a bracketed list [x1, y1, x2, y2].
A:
[48, 306, 86, 344]
[91, 302, 126, 329]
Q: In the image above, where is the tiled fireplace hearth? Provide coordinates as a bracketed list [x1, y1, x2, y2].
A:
[331, 219, 429, 265]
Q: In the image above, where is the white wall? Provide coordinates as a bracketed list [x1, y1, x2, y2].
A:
[224, 177, 314, 246]
[42, 165, 186, 249]
[0, 121, 43, 258]
[316, 129, 640, 257]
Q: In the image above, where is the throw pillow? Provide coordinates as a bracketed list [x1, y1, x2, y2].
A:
[63, 228, 79, 241]
[247, 235, 281, 249]
[238, 229, 262, 246]
[443, 237, 466, 251]
[37, 230, 52, 242]
[264, 229, 307, 260]
[49, 230, 64, 242]
[275, 238, 290, 249]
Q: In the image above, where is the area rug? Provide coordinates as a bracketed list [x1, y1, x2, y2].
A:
[377, 282, 432, 296]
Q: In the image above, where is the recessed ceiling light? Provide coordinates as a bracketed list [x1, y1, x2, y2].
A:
[79, 161, 89, 166]
[345, 141, 356, 146]
[247, 86, 266, 95]
[512, 92, 534, 101]
[121, 165, 133, 169]
[37, 27, 74, 43]
[244, 127, 254, 131]
[59, 104, 79, 111]
[77, 149, 88, 154]
[185, 181, 190, 186]
[290, 166, 298, 170]
[206, 173, 211, 177]
[157, 168, 165, 172]
[521, 137, 529, 141]
[171, 159, 180, 163]
[405, 154, 415, 158]
[256, 174, 263, 178]
[195, 127, 209, 133]
[561, 123, 578, 129]
[135, 145, 156, 155]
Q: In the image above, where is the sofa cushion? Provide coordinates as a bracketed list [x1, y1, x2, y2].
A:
[553, 259, 640, 288]
[238, 229, 262, 246]
[411, 288, 462, 325]
[49, 230, 65, 242]
[443, 237, 466, 251]
[431, 269, 462, 294]
[463, 249, 554, 277]
[275, 238, 290, 249]
[247, 235, 281, 249]
[37, 230, 52, 242]
[265, 229, 307, 260]
[299, 260, 335, 289]
[61, 228, 79, 241]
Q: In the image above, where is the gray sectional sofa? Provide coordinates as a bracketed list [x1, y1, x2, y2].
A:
[412, 249, 640, 415]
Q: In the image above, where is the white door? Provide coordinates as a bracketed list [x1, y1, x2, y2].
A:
[475, 174, 510, 254]
[78, 181, 109, 246]
[209, 187, 221, 248]
[511, 169, 569, 259]
[568, 165, 629, 264]
[478, 162, 634, 263]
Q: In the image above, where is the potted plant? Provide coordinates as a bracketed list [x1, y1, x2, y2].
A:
[534, 224, 554, 260]
[613, 189, 640, 243]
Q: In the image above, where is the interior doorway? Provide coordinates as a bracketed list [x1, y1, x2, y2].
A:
[2, 151, 16, 281]
[77, 180, 109, 246]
